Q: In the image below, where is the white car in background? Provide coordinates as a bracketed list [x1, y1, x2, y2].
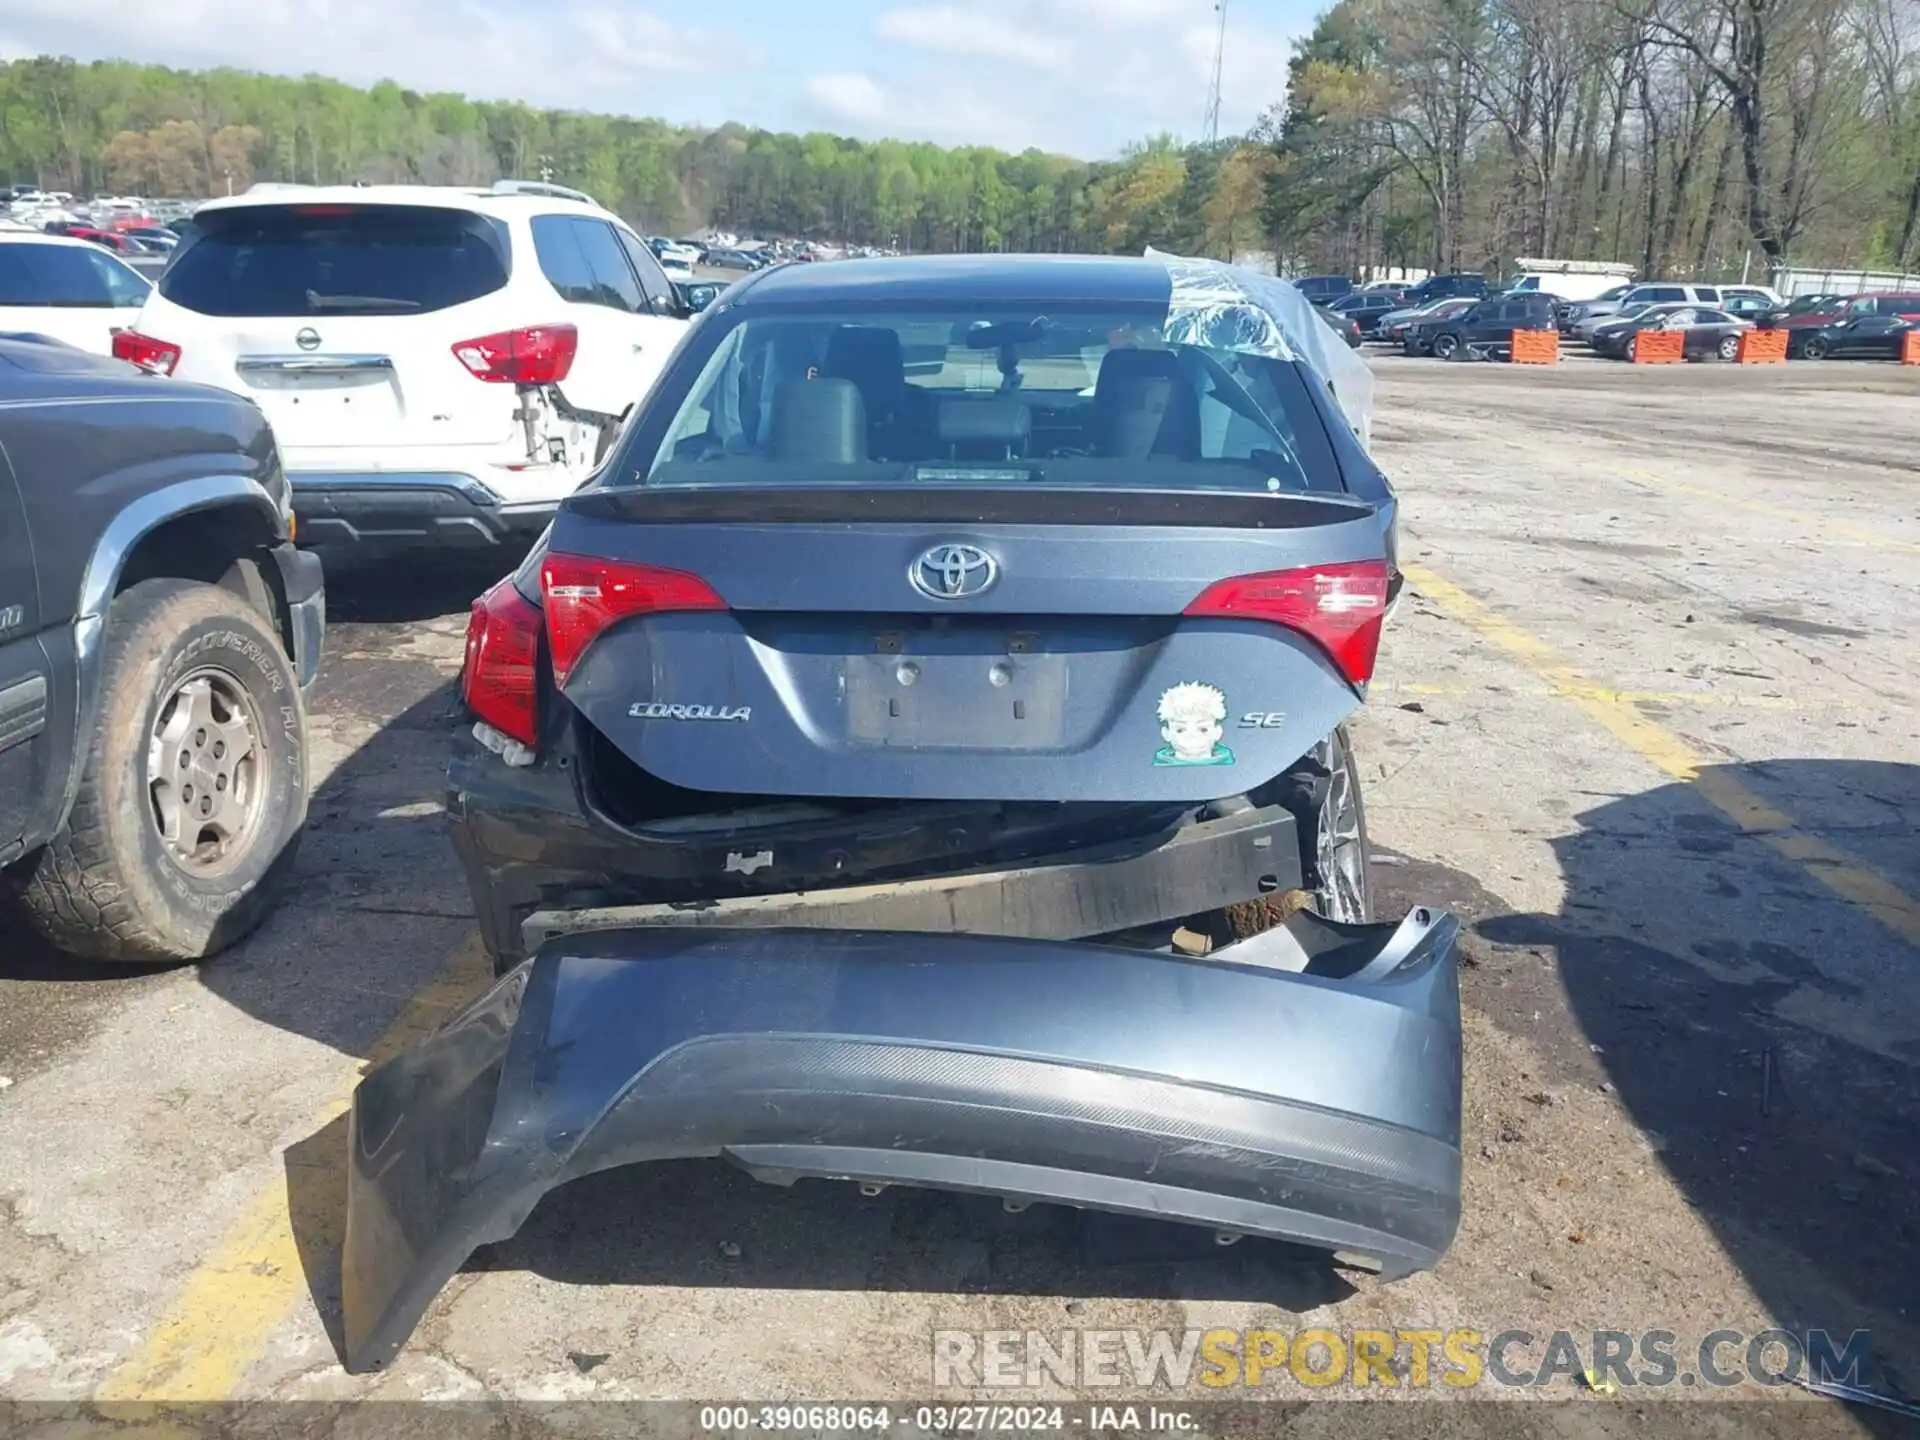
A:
[115, 180, 698, 557]
[0, 229, 152, 354]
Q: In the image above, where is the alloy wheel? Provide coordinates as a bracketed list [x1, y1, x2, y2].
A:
[1312, 746, 1370, 924]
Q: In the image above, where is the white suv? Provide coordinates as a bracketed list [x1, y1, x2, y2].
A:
[0, 230, 152, 353]
[116, 181, 702, 554]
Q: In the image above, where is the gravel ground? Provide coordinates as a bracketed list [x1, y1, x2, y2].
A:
[0, 346, 1915, 1436]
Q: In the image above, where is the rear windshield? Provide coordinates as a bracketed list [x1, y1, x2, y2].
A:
[631, 303, 1346, 496]
[158, 204, 510, 317]
[0, 242, 150, 308]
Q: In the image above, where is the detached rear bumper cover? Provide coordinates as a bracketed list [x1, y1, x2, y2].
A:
[342, 911, 1463, 1373]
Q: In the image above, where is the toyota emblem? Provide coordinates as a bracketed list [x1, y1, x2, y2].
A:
[910, 543, 997, 600]
[295, 328, 321, 351]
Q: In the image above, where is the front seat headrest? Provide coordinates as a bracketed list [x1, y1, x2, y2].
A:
[1093, 348, 1201, 459]
[822, 326, 907, 417]
[770, 377, 868, 464]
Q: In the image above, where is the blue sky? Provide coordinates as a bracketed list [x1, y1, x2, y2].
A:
[3, 0, 1318, 158]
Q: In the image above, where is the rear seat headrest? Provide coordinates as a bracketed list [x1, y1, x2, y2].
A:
[770, 377, 868, 464]
[1093, 347, 1200, 459]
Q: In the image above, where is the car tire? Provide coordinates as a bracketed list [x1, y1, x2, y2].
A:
[1801, 336, 1829, 360]
[7, 578, 307, 964]
[1431, 333, 1458, 360]
[1717, 334, 1741, 361]
[1260, 726, 1373, 926]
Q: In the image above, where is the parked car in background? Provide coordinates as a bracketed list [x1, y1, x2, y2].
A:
[646, 236, 701, 271]
[1420, 293, 1558, 359]
[1327, 290, 1406, 337]
[704, 246, 768, 271]
[1590, 305, 1751, 360]
[118, 180, 697, 558]
[1505, 270, 1632, 303]
[1574, 300, 1673, 344]
[1398, 273, 1488, 306]
[0, 230, 152, 354]
[1563, 281, 1726, 332]
[1755, 293, 1843, 327]
[1784, 295, 1920, 359]
[1377, 296, 1472, 347]
[1291, 274, 1353, 303]
[0, 334, 323, 963]
[1315, 304, 1364, 348]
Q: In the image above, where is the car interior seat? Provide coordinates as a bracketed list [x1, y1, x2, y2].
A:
[821, 326, 933, 459]
[1093, 348, 1202, 460]
[770, 377, 868, 464]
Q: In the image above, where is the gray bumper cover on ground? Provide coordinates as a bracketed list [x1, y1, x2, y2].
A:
[341, 910, 1463, 1373]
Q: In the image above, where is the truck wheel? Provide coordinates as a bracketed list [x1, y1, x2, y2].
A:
[9, 578, 307, 963]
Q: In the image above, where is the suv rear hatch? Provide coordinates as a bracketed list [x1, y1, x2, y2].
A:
[544, 484, 1387, 805]
[139, 202, 522, 464]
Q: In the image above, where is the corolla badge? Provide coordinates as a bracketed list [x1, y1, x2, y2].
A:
[910, 543, 997, 600]
[1153, 682, 1234, 767]
[629, 702, 751, 721]
[295, 328, 322, 351]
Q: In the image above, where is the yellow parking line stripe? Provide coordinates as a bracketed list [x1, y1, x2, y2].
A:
[1621, 468, 1920, 557]
[93, 939, 494, 1404]
[1402, 562, 1920, 948]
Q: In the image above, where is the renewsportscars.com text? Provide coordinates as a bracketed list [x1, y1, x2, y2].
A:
[932, 1327, 1873, 1392]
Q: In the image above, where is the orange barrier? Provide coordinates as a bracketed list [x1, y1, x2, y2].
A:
[1736, 328, 1788, 364]
[1902, 330, 1920, 365]
[1630, 330, 1685, 364]
[1509, 328, 1559, 364]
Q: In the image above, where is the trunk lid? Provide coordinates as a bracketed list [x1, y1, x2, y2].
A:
[551, 486, 1387, 803]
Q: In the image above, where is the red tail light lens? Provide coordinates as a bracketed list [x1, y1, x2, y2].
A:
[111, 330, 181, 376]
[462, 577, 543, 746]
[452, 325, 577, 384]
[1184, 560, 1391, 686]
[540, 553, 727, 687]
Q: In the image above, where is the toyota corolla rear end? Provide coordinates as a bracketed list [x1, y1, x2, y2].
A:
[345, 255, 1463, 1373]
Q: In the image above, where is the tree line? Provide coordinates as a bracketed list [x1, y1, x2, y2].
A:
[3, 1, 1915, 282]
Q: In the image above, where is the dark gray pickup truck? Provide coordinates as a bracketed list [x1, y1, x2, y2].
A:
[0, 335, 323, 962]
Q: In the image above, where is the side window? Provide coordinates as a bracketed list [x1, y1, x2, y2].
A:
[1648, 287, 1684, 302]
[531, 215, 597, 304]
[0, 243, 116, 307]
[84, 250, 152, 308]
[1695, 287, 1719, 303]
[615, 228, 675, 314]
[531, 216, 646, 314]
[568, 220, 648, 314]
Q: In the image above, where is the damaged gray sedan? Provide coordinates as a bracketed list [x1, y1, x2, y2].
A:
[342, 253, 1463, 1373]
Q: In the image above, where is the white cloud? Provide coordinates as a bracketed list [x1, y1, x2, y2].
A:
[875, 7, 1070, 70]
[0, 0, 737, 113]
[806, 72, 889, 125]
[800, 0, 1310, 155]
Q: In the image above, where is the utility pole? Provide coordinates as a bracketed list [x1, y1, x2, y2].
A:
[1203, 0, 1228, 146]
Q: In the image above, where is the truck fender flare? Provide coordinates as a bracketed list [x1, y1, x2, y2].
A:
[59, 475, 284, 828]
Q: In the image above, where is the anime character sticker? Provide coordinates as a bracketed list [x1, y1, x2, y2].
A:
[1153, 682, 1234, 767]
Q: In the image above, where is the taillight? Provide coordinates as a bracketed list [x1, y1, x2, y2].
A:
[452, 325, 577, 385]
[1184, 560, 1391, 686]
[462, 577, 543, 746]
[540, 552, 727, 688]
[111, 330, 181, 376]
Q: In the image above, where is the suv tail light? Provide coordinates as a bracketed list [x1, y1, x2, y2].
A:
[541, 553, 727, 688]
[111, 330, 181, 376]
[463, 577, 543, 746]
[1184, 560, 1391, 686]
[452, 325, 577, 385]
